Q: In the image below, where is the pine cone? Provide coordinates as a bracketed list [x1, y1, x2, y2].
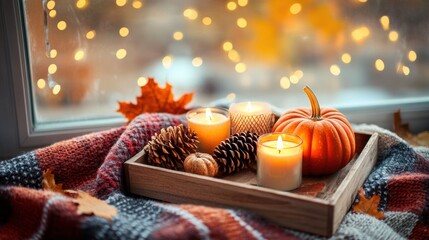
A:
[142, 124, 199, 170]
[213, 131, 259, 176]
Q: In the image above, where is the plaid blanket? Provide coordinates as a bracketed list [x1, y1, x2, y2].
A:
[0, 113, 428, 239]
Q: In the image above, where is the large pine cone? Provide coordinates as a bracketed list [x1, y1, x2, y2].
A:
[142, 124, 199, 170]
[213, 131, 259, 176]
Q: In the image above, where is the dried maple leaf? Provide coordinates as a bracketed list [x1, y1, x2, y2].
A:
[117, 78, 194, 122]
[394, 110, 429, 147]
[352, 188, 385, 219]
[70, 190, 117, 220]
[42, 168, 65, 194]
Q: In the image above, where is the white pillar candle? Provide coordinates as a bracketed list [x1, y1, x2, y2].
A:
[186, 108, 230, 154]
[229, 102, 274, 135]
[257, 133, 303, 191]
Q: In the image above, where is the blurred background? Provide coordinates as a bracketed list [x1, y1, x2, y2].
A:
[23, 0, 429, 124]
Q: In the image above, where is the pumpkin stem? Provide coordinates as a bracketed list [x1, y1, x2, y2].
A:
[303, 86, 322, 120]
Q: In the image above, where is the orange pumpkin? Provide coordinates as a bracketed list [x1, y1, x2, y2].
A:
[272, 86, 356, 176]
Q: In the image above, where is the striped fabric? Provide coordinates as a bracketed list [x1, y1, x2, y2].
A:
[0, 114, 428, 239]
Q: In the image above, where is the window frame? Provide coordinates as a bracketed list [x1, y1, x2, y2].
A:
[1, 0, 428, 159]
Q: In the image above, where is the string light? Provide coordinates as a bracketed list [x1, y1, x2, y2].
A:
[52, 84, 61, 95]
[74, 49, 85, 61]
[408, 50, 417, 62]
[132, 0, 143, 9]
[222, 41, 233, 51]
[357, 0, 367, 2]
[119, 27, 129, 37]
[49, 49, 57, 58]
[280, 77, 291, 89]
[162, 55, 173, 69]
[49, 10, 57, 18]
[57, 21, 67, 31]
[116, 49, 127, 59]
[235, 62, 246, 73]
[341, 53, 352, 64]
[237, 0, 248, 7]
[47, 1, 55, 10]
[86, 30, 96, 39]
[48, 64, 57, 74]
[375, 59, 385, 71]
[330, 64, 341, 76]
[228, 50, 240, 62]
[294, 70, 304, 80]
[380, 16, 389, 30]
[76, 0, 88, 9]
[173, 31, 184, 41]
[226, 93, 236, 100]
[183, 8, 198, 20]
[402, 66, 410, 75]
[137, 77, 148, 86]
[192, 57, 203, 67]
[290, 3, 302, 15]
[237, 18, 247, 28]
[202, 17, 212, 26]
[227, 2, 237, 11]
[388, 31, 399, 42]
[37, 79, 46, 89]
[116, 0, 127, 7]
[351, 27, 370, 43]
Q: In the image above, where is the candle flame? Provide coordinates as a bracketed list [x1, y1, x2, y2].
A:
[277, 136, 283, 153]
[205, 108, 213, 121]
[245, 101, 252, 112]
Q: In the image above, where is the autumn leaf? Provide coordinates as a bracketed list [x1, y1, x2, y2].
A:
[291, 182, 326, 197]
[352, 188, 385, 219]
[117, 78, 194, 122]
[42, 168, 65, 195]
[68, 190, 117, 220]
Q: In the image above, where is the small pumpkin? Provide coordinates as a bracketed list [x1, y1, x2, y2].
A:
[184, 153, 219, 177]
[272, 86, 356, 176]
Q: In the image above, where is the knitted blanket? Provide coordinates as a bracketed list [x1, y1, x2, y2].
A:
[0, 113, 428, 239]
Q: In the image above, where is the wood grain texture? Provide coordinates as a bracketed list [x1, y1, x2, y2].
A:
[124, 132, 378, 237]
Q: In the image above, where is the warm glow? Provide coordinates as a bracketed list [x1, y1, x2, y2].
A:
[341, 53, 352, 64]
[86, 30, 96, 39]
[202, 17, 212, 25]
[245, 102, 252, 112]
[37, 79, 46, 89]
[237, 18, 247, 28]
[119, 27, 129, 37]
[280, 77, 291, 89]
[49, 10, 57, 18]
[227, 2, 237, 11]
[351, 27, 370, 43]
[238, 0, 248, 7]
[380, 16, 389, 30]
[228, 50, 240, 62]
[162, 55, 173, 68]
[277, 136, 283, 151]
[294, 70, 304, 79]
[116, 49, 127, 59]
[289, 75, 299, 84]
[48, 64, 57, 74]
[76, 0, 88, 9]
[137, 77, 148, 86]
[47, 1, 55, 10]
[235, 62, 246, 73]
[192, 57, 203, 67]
[57, 21, 67, 31]
[226, 93, 236, 100]
[52, 85, 61, 95]
[375, 59, 385, 71]
[74, 50, 85, 61]
[49, 49, 57, 58]
[173, 31, 184, 40]
[330, 64, 341, 76]
[223, 41, 233, 51]
[205, 108, 213, 121]
[132, 0, 143, 9]
[290, 3, 302, 15]
[389, 31, 399, 42]
[403, 66, 410, 76]
[183, 8, 198, 20]
[358, 0, 367, 2]
[408, 50, 417, 62]
[116, 0, 127, 7]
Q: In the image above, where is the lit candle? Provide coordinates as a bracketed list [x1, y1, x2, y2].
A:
[186, 108, 230, 154]
[229, 101, 274, 135]
[257, 133, 303, 191]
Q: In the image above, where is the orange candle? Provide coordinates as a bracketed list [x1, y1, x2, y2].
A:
[186, 108, 230, 154]
[257, 133, 303, 191]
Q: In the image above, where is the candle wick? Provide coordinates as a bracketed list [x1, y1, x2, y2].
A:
[278, 149, 281, 154]
[209, 115, 212, 121]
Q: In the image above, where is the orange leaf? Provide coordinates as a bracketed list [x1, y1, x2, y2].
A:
[42, 169, 65, 195]
[291, 182, 326, 197]
[71, 190, 117, 220]
[117, 78, 194, 122]
[352, 188, 385, 219]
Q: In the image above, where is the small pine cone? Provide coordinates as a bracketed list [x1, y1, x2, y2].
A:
[213, 131, 259, 176]
[142, 124, 199, 170]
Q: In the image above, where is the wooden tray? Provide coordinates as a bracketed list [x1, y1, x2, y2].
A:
[124, 132, 378, 237]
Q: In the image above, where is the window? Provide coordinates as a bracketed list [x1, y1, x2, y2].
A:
[1, 0, 428, 158]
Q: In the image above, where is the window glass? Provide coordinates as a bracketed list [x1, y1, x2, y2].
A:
[23, 0, 429, 124]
